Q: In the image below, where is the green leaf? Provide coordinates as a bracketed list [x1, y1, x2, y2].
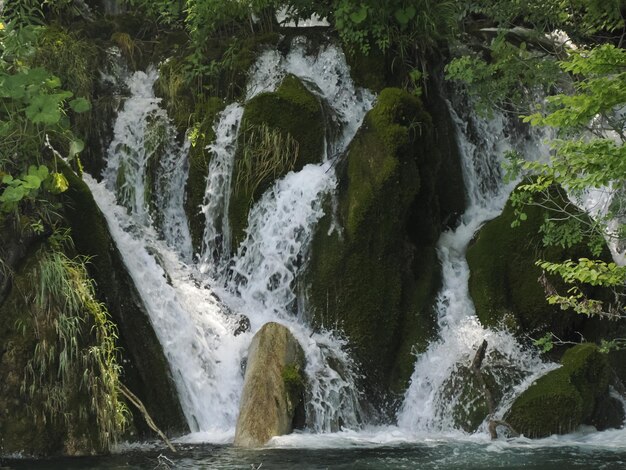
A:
[21, 174, 42, 190]
[394, 6, 416, 26]
[69, 97, 91, 113]
[0, 185, 27, 203]
[349, 5, 368, 24]
[69, 139, 85, 158]
[25, 94, 63, 124]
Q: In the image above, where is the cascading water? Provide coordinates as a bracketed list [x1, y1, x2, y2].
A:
[88, 38, 374, 442]
[396, 95, 556, 433]
[199, 40, 375, 433]
[102, 67, 192, 261]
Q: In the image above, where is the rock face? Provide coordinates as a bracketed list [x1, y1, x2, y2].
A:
[306, 87, 466, 406]
[61, 165, 188, 436]
[229, 74, 324, 249]
[505, 344, 618, 438]
[467, 186, 614, 343]
[234, 322, 305, 447]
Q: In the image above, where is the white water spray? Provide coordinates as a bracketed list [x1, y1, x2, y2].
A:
[103, 68, 192, 260]
[91, 39, 374, 441]
[201, 39, 375, 432]
[397, 97, 554, 433]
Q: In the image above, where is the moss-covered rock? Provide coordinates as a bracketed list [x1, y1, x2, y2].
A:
[229, 74, 324, 249]
[183, 98, 226, 254]
[60, 163, 188, 436]
[467, 187, 613, 343]
[505, 343, 612, 438]
[306, 87, 466, 409]
[0, 244, 121, 456]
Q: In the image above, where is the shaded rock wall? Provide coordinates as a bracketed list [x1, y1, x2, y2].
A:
[60, 164, 188, 436]
[306, 86, 466, 410]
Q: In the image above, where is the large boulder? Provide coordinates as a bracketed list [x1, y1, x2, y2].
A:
[306, 87, 466, 408]
[234, 322, 305, 447]
[505, 343, 618, 437]
[467, 186, 614, 343]
[229, 74, 324, 249]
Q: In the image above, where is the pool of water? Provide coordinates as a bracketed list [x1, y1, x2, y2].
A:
[4, 428, 626, 470]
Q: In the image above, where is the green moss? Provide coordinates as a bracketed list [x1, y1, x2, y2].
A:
[0, 249, 66, 456]
[184, 98, 226, 254]
[467, 186, 613, 342]
[345, 47, 388, 92]
[282, 363, 306, 414]
[306, 88, 437, 405]
[33, 26, 99, 99]
[229, 74, 325, 249]
[505, 343, 610, 438]
[345, 88, 429, 237]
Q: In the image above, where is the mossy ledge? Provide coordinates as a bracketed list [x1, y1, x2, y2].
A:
[505, 343, 616, 438]
[306, 87, 466, 411]
[228, 74, 325, 250]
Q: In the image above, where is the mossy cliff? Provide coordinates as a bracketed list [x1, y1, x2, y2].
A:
[229, 74, 325, 249]
[466, 187, 614, 343]
[60, 164, 188, 436]
[505, 343, 619, 437]
[1, 241, 125, 456]
[0, 249, 72, 456]
[306, 87, 466, 408]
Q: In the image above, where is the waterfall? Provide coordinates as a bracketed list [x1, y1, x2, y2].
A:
[200, 40, 375, 433]
[397, 94, 556, 433]
[199, 103, 244, 271]
[102, 67, 192, 261]
[88, 38, 374, 441]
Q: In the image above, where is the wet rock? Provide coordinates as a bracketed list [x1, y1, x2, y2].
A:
[233, 314, 251, 336]
[234, 322, 305, 447]
[306, 86, 466, 408]
[467, 184, 614, 344]
[229, 74, 324, 249]
[505, 344, 613, 438]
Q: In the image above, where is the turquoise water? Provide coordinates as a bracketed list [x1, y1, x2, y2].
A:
[4, 430, 626, 469]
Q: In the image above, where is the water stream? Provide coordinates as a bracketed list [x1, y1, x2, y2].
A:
[57, 36, 626, 467]
[88, 39, 374, 442]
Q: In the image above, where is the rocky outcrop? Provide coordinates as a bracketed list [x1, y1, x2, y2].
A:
[0, 249, 68, 456]
[60, 164, 188, 436]
[467, 186, 614, 344]
[229, 74, 324, 249]
[306, 87, 466, 408]
[234, 322, 305, 447]
[505, 343, 621, 437]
